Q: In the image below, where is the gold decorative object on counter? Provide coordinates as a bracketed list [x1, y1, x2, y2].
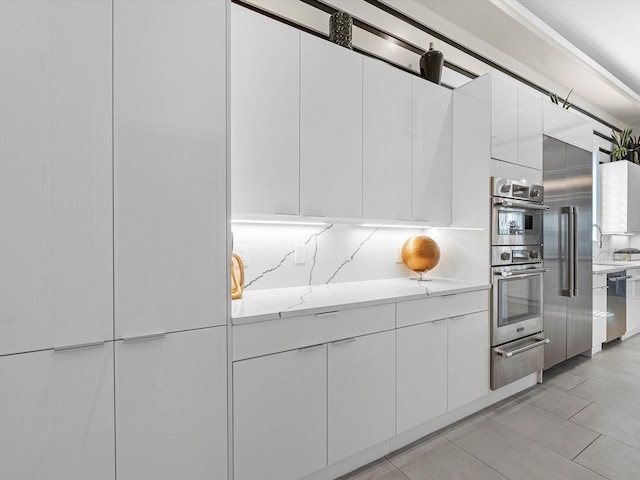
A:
[231, 253, 245, 300]
[401, 235, 440, 281]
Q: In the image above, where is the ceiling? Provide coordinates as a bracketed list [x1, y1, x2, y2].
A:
[411, 0, 640, 130]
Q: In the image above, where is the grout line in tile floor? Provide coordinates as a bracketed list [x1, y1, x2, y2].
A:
[567, 400, 594, 420]
[571, 433, 601, 461]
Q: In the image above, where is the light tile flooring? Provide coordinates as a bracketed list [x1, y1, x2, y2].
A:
[341, 335, 640, 480]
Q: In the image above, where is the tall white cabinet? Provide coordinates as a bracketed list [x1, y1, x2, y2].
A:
[113, 2, 228, 480]
[0, 1, 113, 356]
[114, 0, 227, 337]
[1, 1, 229, 479]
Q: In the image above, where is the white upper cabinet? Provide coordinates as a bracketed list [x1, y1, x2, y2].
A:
[231, 5, 300, 216]
[543, 102, 593, 151]
[115, 327, 228, 480]
[362, 57, 412, 221]
[0, 346, 115, 480]
[412, 78, 453, 225]
[491, 74, 543, 170]
[300, 33, 363, 218]
[0, 1, 113, 355]
[599, 161, 640, 234]
[491, 75, 519, 163]
[114, 0, 227, 338]
[517, 89, 543, 170]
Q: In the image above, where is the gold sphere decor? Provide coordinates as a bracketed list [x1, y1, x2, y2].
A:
[401, 235, 441, 281]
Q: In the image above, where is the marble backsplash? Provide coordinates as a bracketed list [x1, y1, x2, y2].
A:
[232, 223, 489, 291]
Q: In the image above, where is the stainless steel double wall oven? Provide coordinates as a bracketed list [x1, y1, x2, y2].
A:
[490, 178, 550, 390]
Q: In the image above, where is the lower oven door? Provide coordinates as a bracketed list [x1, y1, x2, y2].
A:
[492, 266, 546, 346]
[491, 334, 549, 390]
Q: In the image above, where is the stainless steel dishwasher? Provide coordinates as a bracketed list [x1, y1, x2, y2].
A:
[606, 271, 630, 342]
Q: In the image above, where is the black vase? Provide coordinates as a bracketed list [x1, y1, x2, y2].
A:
[420, 42, 444, 85]
[329, 12, 353, 50]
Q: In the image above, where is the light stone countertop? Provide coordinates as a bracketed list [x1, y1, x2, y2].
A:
[231, 277, 491, 325]
[593, 261, 640, 274]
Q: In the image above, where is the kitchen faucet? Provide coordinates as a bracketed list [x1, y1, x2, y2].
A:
[593, 224, 604, 248]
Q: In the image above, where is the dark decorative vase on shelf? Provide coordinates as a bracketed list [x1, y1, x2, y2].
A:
[329, 11, 353, 50]
[420, 42, 444, 85]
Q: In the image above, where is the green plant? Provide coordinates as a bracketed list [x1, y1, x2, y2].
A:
[550, 88, 573, 109]
[611, 128, 633, 162]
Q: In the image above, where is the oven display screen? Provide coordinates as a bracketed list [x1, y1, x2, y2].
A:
[498, 212, 534, 235]
[498, 275, 541, 327]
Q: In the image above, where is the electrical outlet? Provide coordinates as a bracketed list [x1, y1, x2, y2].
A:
[235, 244, 249, 266]
[294, 244, 306, 264]
[394, 247, 403, 264]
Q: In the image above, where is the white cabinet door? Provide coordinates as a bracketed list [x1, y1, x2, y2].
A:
[600, 161, 640, 234]
[396, 320, 447, 433]
[231, 5, 300, 216]
[491, 75, 518, 163]
[0, 1, 113, 355]
[517, 89, 543, 170]
[362, 57, 412, 221]
[627, 269, 640, 334]
[234, 345, 327, 480]
[328, 330, 396, 464]
[115, 327, 227, 480]
[0, 346, 115, 480]
[114, 0, 227, 338]
[448, 311, 490, 411]
[300, 33, 363, 218]
[542, 102, 593, 151]
[593, 285, 608, 351]
[412, 78, 453, 225]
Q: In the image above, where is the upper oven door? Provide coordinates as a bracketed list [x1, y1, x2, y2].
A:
[492, 200, 545, 246]
[492, 266, 545, 346]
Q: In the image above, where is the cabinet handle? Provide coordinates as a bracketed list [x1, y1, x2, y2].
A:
[331, 337, 356, 346]
[432, 318, 448, 324]
[441, 293, 458, 298]
[123, 332, 166, 343]
[316, 311, 339, 318]
[298, 343, 324, 352]
[54, 340, 105, 352]
[449, 314, 467, 321]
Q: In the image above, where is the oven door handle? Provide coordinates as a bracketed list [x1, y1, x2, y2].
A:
[498, 267, 548, 277]
[493, 338, 550, 358]
[494, 199, 549, 211]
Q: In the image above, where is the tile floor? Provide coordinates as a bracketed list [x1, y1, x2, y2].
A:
[341, 335, 640, 480]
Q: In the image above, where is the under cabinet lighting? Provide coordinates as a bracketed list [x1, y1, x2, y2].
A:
[231, 219, 327, 226]
[359, 223, 431, 229]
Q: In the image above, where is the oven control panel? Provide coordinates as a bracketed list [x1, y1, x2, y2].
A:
[491, 177, 544, 203]
[492, 246, 543, 266]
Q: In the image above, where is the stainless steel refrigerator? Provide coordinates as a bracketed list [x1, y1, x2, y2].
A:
[543, 135, 593, 370]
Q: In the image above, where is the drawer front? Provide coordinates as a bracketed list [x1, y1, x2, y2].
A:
[396, 290, 488, 328]
[593, 273, 607, 289]
[233, 303, 395, 360]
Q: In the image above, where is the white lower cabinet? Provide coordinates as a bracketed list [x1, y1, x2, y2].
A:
[448, 311, 490, 410]
[627, 269, 640, 335]
[0, 345, 115, 480]
[593, 275, 608, 351]
[234, 345, 328, 480]
[396, 320, 448, 433]
[328, 330, 396, 464]
[115, 327, 227, 480]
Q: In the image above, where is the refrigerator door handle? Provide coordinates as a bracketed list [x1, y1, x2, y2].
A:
[572, 207, 579, 296]
[561, 206, 574, 297]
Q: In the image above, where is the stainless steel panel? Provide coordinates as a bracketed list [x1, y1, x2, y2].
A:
[566, 144, 593, 358]
[543, 136, 569, 369]
[607, 272, 627, 341]
[491, 334, 547, 390]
